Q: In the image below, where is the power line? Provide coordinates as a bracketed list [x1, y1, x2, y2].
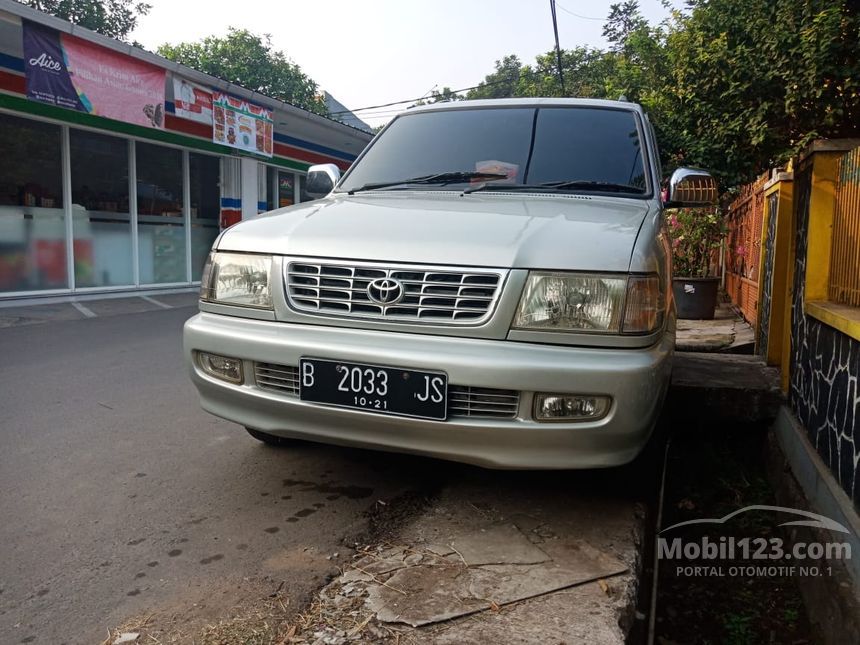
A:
[330, 2, 608, 119]
[554, 1, 605, 21]
[328, 76, 515, 116]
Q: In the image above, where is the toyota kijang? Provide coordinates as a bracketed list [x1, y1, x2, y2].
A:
[184, 98, 717, 469]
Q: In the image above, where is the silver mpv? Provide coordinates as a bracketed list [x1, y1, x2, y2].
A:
[184, 98, 716, 469]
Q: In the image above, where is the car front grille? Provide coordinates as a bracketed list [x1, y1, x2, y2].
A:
[447, 385, 520, 418]
[255, 362, 300, 395]
[253, 362, 519, 420]
[285, 260, 505, 324]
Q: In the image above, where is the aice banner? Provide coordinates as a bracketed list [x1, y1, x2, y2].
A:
[23, 21, 166, 128]
[173, 76, 213, 124]
[213, 92, 273, 157]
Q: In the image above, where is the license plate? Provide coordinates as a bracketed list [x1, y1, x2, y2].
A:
[298, 358, 448, 420]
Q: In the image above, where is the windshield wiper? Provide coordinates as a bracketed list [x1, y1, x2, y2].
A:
[463, 182, 551, 195]
[346, 171, 508, 195]
[463, 179, 645, 195]
[539, 180, 644, 193]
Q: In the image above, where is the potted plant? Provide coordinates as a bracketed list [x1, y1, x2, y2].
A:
[668, 207, 727, 320]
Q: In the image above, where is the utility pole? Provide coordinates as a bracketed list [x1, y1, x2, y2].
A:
[550, 0, 566, 95]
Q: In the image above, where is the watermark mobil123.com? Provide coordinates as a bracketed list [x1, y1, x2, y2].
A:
[658, 505, 852, 578]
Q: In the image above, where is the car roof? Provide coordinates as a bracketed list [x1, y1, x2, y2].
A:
[404, 97, 644, 115]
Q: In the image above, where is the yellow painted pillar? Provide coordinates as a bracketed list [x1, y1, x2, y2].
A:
[804, 151, 842, 302]
[762, 174, 793, 371]
[783, 140, 860, 393]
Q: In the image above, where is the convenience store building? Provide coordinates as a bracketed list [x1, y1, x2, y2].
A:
[0, 0, 372, 299]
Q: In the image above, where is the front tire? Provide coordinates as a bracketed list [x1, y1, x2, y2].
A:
[245, 427, 296, 447]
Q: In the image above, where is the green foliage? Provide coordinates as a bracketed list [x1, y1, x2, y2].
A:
[21, 0, 150, 41]
[465, 55, 524, 99]
[157, 29, 326, 115]
[465, 0, 860, 190]
[413, 86, 462, 106]
[667, 208, 727, 278]
[603, 0, 647, 53]
[429, 87, 461, 103]
[661, 0, 860, 186]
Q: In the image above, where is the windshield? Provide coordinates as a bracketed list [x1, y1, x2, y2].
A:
[338, 106, 649, 196]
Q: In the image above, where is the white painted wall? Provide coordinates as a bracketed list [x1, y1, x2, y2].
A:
[240, 157, 258, 221]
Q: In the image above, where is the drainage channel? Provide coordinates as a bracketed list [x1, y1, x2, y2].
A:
[646, 423, 814, 644]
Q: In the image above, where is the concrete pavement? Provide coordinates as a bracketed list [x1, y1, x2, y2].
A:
[674, 302, 755, 353]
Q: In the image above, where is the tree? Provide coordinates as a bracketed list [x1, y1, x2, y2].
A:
[158, 29, 327, 115]
[662, 0, 860, 186]
[20, 0, 150, 41]
[461, 0, 860, 190]
[526, 47, 617, 98]
[602, 1, 647, 53]
[466, 55, 524, 99]
[428, 87, 462, 103]
[412, 86, 463, 106]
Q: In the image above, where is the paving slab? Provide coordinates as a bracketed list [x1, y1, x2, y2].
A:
[675, 302, 755, 353]
[451, 523, 551, 565]
[369, 541, 625, 627]
[293, 477, 645, 643]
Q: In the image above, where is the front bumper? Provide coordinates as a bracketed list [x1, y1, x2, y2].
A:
[183, 312, 673, 469]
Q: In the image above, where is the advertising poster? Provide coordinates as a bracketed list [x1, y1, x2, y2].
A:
[278, 173, 295, 207]
[213, 92, 273, 157]
[173, 76, 212, 124]
[23, 21, 166, 128]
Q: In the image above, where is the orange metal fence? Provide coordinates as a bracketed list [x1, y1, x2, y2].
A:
[725, 173, 769, 327]
[830, 147, 860, 307]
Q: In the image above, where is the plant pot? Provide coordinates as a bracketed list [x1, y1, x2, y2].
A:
[672, 276, 720, 320]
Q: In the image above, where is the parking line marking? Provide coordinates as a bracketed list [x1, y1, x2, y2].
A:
[140, 295, 172, 309]
[71, 301, 97, 318]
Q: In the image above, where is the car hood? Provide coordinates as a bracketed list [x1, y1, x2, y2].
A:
[217, 191, 651, 272]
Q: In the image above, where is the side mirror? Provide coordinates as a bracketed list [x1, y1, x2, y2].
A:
[305, 163, 341, 199]
[666, 168, 718, 207]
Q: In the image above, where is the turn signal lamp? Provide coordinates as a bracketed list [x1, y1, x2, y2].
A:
[622, 275, 664, 334]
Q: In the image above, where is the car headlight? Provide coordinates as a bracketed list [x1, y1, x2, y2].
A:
[200, 252, 273, 309]
[512, 272, 663, 334]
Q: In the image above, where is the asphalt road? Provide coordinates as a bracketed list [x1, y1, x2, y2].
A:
[0, 299, 651, 644]
[0, 302, 448, 644]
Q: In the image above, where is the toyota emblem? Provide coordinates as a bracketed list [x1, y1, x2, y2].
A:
[367, 277, 404, 305]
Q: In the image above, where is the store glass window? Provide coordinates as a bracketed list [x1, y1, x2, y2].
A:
[136, 142, 185, 284]
[189, 152, 220, 281]
[0, 114, 66, 292]
[277, 170, 296, 208]
[298, 174, 314, 203]
[70, 129, 132, 287]
[265, 167, 295, 211]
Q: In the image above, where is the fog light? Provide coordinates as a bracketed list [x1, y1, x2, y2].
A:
[198, 352, 243, 384]
[534, 393, 610, 421]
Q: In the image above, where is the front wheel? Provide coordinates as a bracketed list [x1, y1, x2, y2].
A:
[245, 427, 297, 447]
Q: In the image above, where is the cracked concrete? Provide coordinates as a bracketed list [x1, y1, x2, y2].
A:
[293, 478, 646, 644]
[675, 302, 755, 352]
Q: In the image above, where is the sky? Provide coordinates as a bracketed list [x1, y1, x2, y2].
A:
[131, 0, 675, 127]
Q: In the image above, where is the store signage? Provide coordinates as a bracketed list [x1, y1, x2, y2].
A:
[213, 92, 273, 157]
[173, 76, 212, 124]
[23, 21, 166, 129]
